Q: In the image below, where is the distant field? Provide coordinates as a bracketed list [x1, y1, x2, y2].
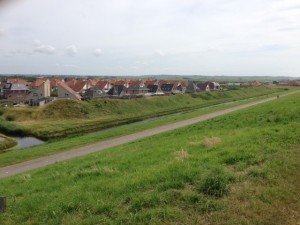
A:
[0, 92, 299, 225]
[0, 86, 291, 139]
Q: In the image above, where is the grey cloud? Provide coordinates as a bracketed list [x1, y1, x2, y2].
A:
[66, 45, 78, 56]
[0, 29, 4, 36]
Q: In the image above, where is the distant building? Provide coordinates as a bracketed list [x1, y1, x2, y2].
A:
[107, 85, 127, 96]
[197, 82, 210, 91]
[251, 80, 262, 86]
[83, 87, 106, 99]
[26, 79, 53, 106]
[126, 85, 149, 96]
[57, 82, 82, 100]
[185, 81, 199, 93]
[2, 83, 29, 103]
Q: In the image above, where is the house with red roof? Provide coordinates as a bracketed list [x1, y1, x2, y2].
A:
[28, 78, 47, 89]
[66, 79, 93, 94]
[57, 82, 82, 100]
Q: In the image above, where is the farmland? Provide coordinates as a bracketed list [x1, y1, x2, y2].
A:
[0, 92, 299, 225]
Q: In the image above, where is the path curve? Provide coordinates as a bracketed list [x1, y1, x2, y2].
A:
[0, 90, 299, 179]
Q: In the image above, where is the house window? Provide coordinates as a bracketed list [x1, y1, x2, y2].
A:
[65, 93, 69, 97]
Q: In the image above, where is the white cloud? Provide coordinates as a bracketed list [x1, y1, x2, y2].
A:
[66, 45, 77, 56]
[34, 45, 56, 54]
[94, 48, 103, 56]
[33, 40, 56, 54]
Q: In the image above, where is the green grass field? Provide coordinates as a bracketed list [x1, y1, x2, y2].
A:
[0, 92, 299, 225]
[0, 86, 289, 140]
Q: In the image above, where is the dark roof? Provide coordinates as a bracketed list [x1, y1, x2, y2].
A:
[197, 82, 209, 91]
[3, 83, 29, 91]
[185, 81, 199, 93]
[127, 85, 148, 91]
[160, 83, 174, 92]
[107, 85, 126, 96]
[147, 84, 159, 93]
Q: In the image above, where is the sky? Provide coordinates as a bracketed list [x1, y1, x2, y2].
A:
[0, 0, 299, 76]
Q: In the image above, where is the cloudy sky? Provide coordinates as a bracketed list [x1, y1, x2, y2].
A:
[0, 0, 299, 76]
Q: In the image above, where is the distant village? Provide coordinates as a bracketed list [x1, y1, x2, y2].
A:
[0, 76, 299, 106]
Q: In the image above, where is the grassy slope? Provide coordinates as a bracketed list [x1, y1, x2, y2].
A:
[0, 93, 299, 225]
[0, 88, 293, 167]
[0, 134, 17, 151]
[0, 86, 288, 139]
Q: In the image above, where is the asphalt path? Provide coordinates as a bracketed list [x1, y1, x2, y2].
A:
[0, 90, 299, 179]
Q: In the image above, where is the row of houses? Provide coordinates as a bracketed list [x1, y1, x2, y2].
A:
[1, 77, 299, 106]
[0, 78, 222, 105]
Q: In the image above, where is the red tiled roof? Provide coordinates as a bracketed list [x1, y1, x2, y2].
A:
[49, 78, 63, 87]
[144, 80, 157, 86]
[158, 80, 181, 87]
[95, 80, 109, 90]
[114, 80, 126, 85]
[29, 78, 47, 88]
[87, 79, 98, 86]
[7, 78, 29, 85]
[66, 79, 77, 87]
[66, 79, 87, 93]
